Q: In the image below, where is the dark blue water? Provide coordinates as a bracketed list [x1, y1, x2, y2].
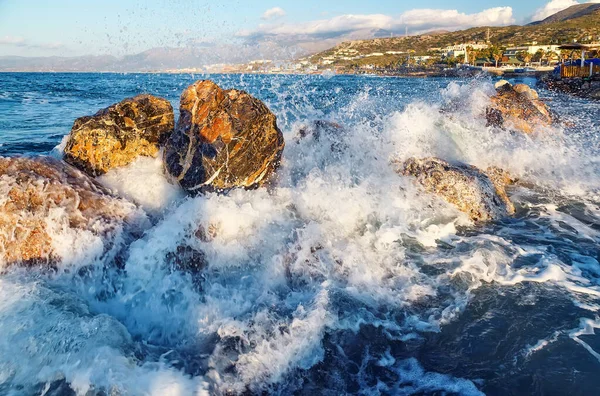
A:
[1, 72, 600, 395]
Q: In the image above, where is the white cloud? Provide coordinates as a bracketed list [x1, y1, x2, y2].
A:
[0, 36, 26, 46]
[0, 36, 63, 50]
[240, 7, 514, 42]
[531, 0, 600, 22]
[262, 7, 286, 20]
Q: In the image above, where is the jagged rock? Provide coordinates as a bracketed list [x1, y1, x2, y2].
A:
[494, 80, 511, 90]
[0, 156, 142, 267]
[398, 157, 515, 222]
[64, 95, 174, 176]
[513, 83, 539, 100]
[294, 120, 347, 154]
[166, 245, 207, 274]
[164, 80, 285, 193]
[486, 82, 555, 133]
[295, 120, 343, 142]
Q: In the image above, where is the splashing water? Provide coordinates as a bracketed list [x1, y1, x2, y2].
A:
[1, 73, 600, 395]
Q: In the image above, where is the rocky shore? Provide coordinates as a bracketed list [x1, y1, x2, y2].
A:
[539, 74, 600, 100]
[0, 79, 555, 268]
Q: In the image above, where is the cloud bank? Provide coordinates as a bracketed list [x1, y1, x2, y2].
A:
[0, 35, 63, 50]
[239, 6, 515, 43]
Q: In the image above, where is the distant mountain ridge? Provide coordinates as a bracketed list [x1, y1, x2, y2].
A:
[529, 3, 600, 25]
[1, 4, 600, 72]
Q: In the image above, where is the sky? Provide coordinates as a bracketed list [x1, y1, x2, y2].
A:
[0, 0, 599, 59]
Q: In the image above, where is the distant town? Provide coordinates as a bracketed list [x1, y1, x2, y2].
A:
[160, 3, 600, 78]
[162, 35, 600, 77]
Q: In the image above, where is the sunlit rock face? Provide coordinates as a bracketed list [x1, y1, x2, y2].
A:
[164, 80, 285, 193]
[398, 157, 515, 222]
[0, 156, 143, 268]
[486, 82, 555, 133]
[64, 94, 174, 176]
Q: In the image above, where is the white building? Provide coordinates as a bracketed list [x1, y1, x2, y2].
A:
[504, 45, 561, 57]
[443, 43, 489, 58]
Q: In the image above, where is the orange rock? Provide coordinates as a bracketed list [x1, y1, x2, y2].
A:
[64, 94, 174, 176]
[164, 80, 285, 192]
[0, 156, 140, 267]
[486, 83, 555, 133]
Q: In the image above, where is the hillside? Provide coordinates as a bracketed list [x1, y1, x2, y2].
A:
[306, 6, 600, 69]
[530, 3, 600, 25]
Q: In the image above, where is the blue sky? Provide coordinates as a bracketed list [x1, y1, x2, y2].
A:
[0, 0, 596, 57]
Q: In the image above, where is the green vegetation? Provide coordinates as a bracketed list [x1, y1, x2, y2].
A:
[306, 6, 600, 71]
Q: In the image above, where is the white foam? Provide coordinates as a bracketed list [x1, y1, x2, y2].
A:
[97, 154, 185, 215]
[4, 78, 600, 393]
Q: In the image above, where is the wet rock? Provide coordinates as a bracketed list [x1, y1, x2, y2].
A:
[166, 245, 207, 274]
[295, 120, 343, 142]
[494, 80, 511, 90]
[64, 94, 174, 176]
[164, 80, 284, 193]
[0, 156, 142, 267]
[540, 76, 600, 101]
[398, 157, 515, 222]
[294, 120, 347, 155]
[486, 82, 555, 133]
[513, 83, 539, 100]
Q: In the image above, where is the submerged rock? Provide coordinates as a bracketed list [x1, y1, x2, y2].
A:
[0, 156, 143, 267]
[399, 157, 515, 222]
[164, 80, 285, 193]
[486, 82, 555, 133]
[295, 120, 346, 148]
[64, 94, 174, 177]
[295, 120, 344, 142]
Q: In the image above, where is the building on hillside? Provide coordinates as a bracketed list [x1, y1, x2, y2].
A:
[501, 57, 525, 67]
[443, 43, 489, 58]
[413, 55, 432, 64]
[474, 58, 494, 67]
[503, 45, 561, 57]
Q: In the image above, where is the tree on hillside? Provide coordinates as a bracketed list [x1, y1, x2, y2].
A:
[517, 51, 533, 65]
[545, 50, 558, 65]
[533, 49, 545, 63]
[489, 46, 503, 68]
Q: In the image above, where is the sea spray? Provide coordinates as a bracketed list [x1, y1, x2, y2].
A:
[1, 74, 600, 394]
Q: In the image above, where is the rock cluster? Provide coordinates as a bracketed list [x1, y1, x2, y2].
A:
[5, 76, 549, 271]
[163, 80, 285, 193]
[0, 156, 139, 267]
[1, 81, 286, 270]
[541, 75, 600, 101]
[399, 157, 515, 222]
[64, 94, 174, 176]
[486, 81, 556, 133]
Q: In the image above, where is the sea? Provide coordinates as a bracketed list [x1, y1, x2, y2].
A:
[1, 72, 600, 395]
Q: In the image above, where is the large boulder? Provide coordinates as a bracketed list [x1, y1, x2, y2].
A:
[399, 157, 515, 222]
[0, 156, 143, 267]
[486, 82, 555, 133]
[64, 95, 174, 176]
[164, 80, 285, 193]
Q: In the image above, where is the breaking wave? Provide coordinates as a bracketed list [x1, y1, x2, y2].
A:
[1, 73, 600, 394]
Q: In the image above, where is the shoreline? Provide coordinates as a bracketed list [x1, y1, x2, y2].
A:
[0, 68, 555, 78]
